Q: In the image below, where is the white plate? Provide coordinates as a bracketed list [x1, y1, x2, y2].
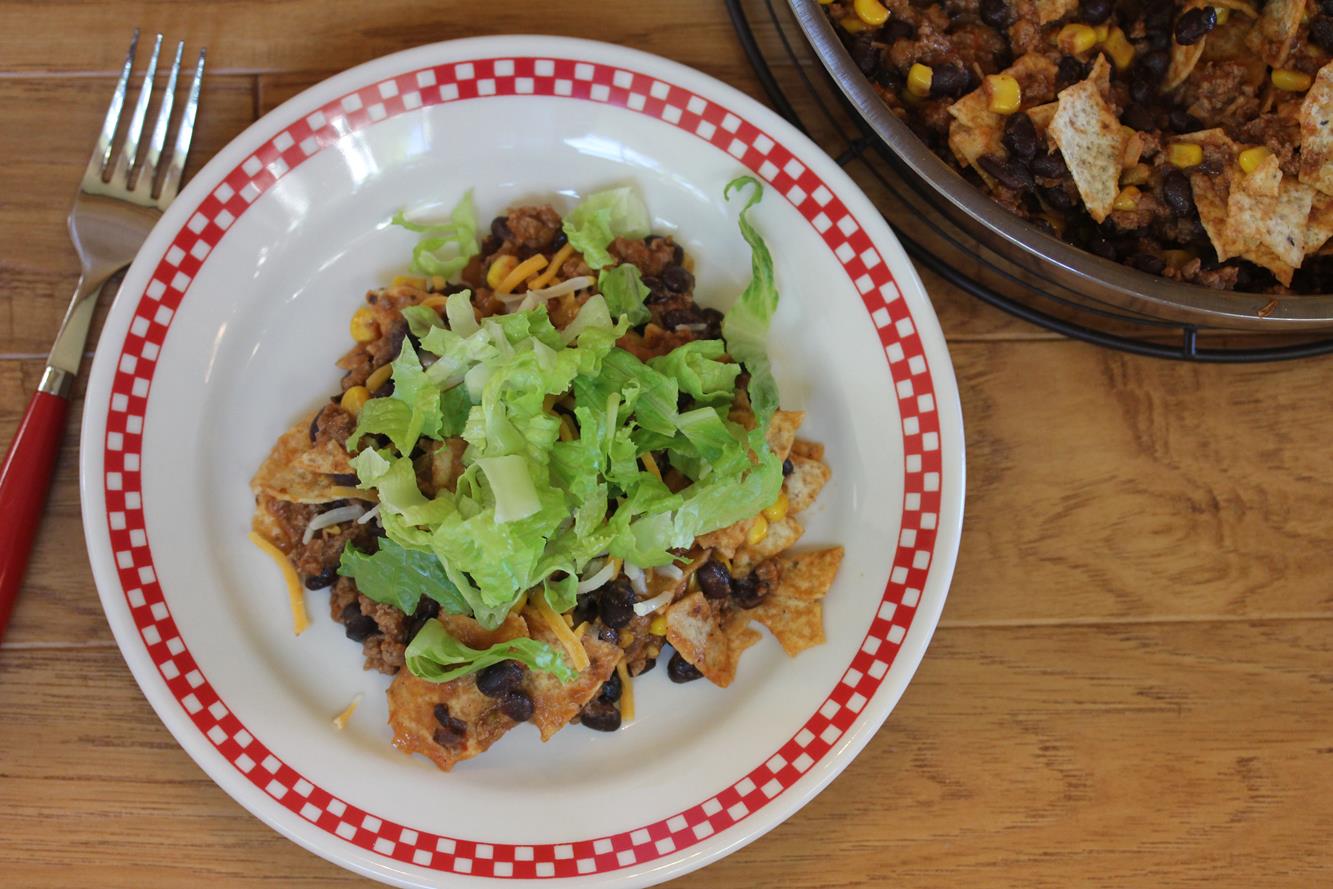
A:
[79, 35, 964, 887]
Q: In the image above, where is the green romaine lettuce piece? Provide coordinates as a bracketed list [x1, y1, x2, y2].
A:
[401, 305, 444, 338]
[405, 619, 576, 684]
[597, 264, 652, 326]
[338, 540, 469, 615]
[648, 340, 741, 407]
[392, 190, 480, 278]
[720, 176, 781, 427]
[561, 186, 651, 269]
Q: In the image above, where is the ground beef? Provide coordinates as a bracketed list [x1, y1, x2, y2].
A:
[609, 236, 675, 277]
[505, 205, 563, 251]
[258, 496, 319, 552]
[617, 324, 696, 361]
[311, 404, 355, 450]
[292, 519, 376, 578]
[1237, 113, 1303, 178]
[362, 635, 407, 674]
[1180, 61, 1261, 130]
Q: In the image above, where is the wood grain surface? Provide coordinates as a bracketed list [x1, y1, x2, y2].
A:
[2, 2, 1331, 887]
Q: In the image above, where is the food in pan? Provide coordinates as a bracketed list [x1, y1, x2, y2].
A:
[825, 0, 1333, 293]
[249, 179, 843, 769]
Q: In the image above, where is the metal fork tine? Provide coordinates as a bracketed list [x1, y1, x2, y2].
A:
[138, 40, 183, 196]
[109, 32, 162, 189]
[85, 29, 139, 182]
[158, 47, 205, 207]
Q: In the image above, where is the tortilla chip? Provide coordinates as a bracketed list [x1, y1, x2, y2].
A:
[1242, 243, 1297, 286]
[665, 591, 761, 688]
[1247, 0, 1303, 68]
[784, 455, 831, 514]
[1225, 153, 1282, 258]
[1306, 191, 1333, 255]
[1165, 37, 1206, 91]
[733, 516, 804, 576]
[698, 517, 755, 560]
[1299, 64, 1333, 197]
[1050, 61, 1127, 223]
[748, 547, 845, 657]
[1180, 130, 1241, 259]
[790, 438, 824, 461]
[387, 670, 514, 772]
[765, 410, 804, 462]
[1211, 0, 1258, 16]
[250, 416, 352, 504]
[1007, 52, 1060, 106]
[523, 614, 621, 741]
[1035, 0, 1077, 24]
[1026, 101, 1058, 136]
[438, 612, 528, 649]
[1262, 179, 1315, 269]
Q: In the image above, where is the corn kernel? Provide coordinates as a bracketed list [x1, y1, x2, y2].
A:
[364, 363, 393, 393]
[1271, 68, 1313, 92]
[1057, 23, 1098, 55]
[340, 385, 371, 416]
[762, 491, 790, 523]
[853, 0, 890, 26]
[1094, 23, 1109, 43]
[1103, 27, 1136, 71]
[838, 14, 870, 32]
[486, 254, 518, 289]
[1237, 146, 1273, 174]
[1112, 186, 1141, 211]
[1168, 142, 1204, 169]
[984, 74, 1022, 114]
[349, 307, 378, 343]
[429, 275, 446, 292]
[746, 514, 769, 546]
[1214, 6, 1230, 24]
[649, 615, 668, 636]
[907, 63, 933, 98]
[391, 275, 426, 289]
[1121, 163, 1152, 186]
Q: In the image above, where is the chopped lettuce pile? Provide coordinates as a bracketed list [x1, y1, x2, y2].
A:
[342, 177, 782, 680]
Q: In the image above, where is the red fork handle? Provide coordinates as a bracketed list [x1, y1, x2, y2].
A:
[0, 388, 69, 643]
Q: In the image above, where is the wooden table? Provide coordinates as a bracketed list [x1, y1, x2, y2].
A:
[3, 2, 1331, 886]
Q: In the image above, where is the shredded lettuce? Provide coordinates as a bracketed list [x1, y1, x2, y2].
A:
[648, 340, 741, 408]
[597, 264, 652, 326]
[401, 305, 444, 338]
[392, 190, 480, 278]
[561, 186, 651, 269]
[405, 619, 577, 684]
[720, 175, 781, 427]
[339, 540, 469, 615]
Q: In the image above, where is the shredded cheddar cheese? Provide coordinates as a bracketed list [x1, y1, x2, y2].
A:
[364, 363, 393, 393]
[640, 451, 662, 482]
[327, 485, 377, 501]
[495, 254, 548, 295]
[527, 242, 575, 290]
[331, 693, 363, 730]
[248, 531, 309, 636]
[616, 660, 634, 722]
[534, 594, 590, 671]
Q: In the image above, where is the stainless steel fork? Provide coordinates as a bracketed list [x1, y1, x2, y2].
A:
[0, 30, 206, 642]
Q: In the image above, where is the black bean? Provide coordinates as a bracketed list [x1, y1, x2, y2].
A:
[929, 63, 969, 99]
[579, 700, 622, 732]
[305, 566, 339, 590]
[329, 472, 359, 486]
[1322, 0, 1333, 15]
[782, 458, 794, 476]
[1129, 76, 1154, 106]
[732, 574, 767, 609]
[1197, 157, 1223, 176]
[1087, 235, 1118, 260]
[1079, 0, 1112, 24]
[1057, 55, 1087, 91]
[433, 704, 467, 748]
[662, 264, 694, 293]
[698, 307, 724, 340]
[1031, 151, 1068, 178]
[498, 690, 534, 722]
[672, 243, 685, 264]
[677, 392, 695, 412]
[1127, 253, 1166, 274]
[490, 215, 511, 242]
[572, 591, 599, 626]
[873, 68, 903, 91]
[308, 413, 322, 443]
[596, 624, 620, 645]
[597, 577, 636, 629]
[1122, 103, 1156, 131]
[549, 231, 568, 253]
[598, 671, 622, 704]
[1002, 113, 1039, 162]
[1174, 6, 1216, 45]
[978, 155, 1035, 192]
[667, 651, 704, 683]
[979, 0, 1012, 28]
[1311, 16, 1333, 53]
[476, 660, 523, 698]
[635, 656, 657, 675]
[1162, 170, 1194, 217]
[884, 18, 917, 41]
[850, 36, 879, 76]
[696, 560, 733, 600]
[344, 613, 379, 642]
[1167, 109, 1202, 134]
[1039, 185, 1076, 213]
[1138, 48, 1171, 80]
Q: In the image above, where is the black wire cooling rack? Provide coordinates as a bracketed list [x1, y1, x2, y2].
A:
[726, 0, 1333, 362]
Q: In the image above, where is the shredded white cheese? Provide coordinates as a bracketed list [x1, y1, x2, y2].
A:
[302, 504, 366, 544]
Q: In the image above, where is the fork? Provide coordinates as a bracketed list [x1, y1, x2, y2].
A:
[0, 31, 205, 643]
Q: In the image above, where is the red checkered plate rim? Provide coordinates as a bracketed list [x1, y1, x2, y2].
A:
[79, 36, 963, 887]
